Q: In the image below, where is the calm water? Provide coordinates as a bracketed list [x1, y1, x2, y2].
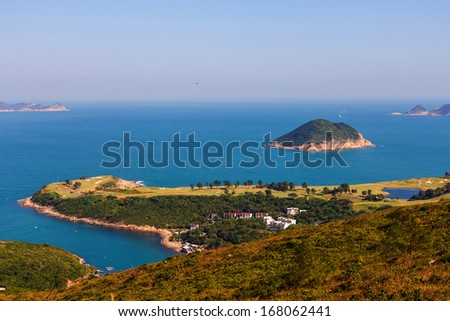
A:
[382, 188, 420, 199]
[1, 101, 449, 272]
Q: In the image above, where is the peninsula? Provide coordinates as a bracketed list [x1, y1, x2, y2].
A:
[268, 119, 374, 151]
[19, 175, 450, 252]
[11, 175, 450, 300]
[0, 102, 69, 112]
[19, 176, 356, 252]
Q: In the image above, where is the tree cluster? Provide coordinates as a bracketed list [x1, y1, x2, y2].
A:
[181, 219, 271, 249]
[31, 191, 355, 229]
[410, 183, 450, 201]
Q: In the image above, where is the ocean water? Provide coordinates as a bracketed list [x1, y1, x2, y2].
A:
[0, 100, 449, 272]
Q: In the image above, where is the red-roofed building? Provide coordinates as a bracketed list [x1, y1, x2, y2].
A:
[237, 212, 253, 219]
[254, 212, 269, 218]
[189, 223, 199, 230]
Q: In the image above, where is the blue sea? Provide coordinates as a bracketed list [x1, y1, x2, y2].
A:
[1, 100, 449, 272]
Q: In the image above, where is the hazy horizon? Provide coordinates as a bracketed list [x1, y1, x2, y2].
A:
[1, 1, 449, 101]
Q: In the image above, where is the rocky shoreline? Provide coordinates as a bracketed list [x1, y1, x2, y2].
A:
[18, 197, 182, 252]
[269, 133, 374, 152]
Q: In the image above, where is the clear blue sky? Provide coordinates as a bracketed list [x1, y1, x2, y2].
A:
[1, 0, 449, 101]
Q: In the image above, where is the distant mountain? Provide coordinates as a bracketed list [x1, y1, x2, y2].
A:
[391, 104, 449, 117]
[269, 119, 374, 151]
[404, 105, 429, 116]
[431, 104, 450, 116]
[0, 102, 69, 112]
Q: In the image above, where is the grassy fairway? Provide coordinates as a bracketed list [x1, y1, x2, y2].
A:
[40, 175, 450, 212]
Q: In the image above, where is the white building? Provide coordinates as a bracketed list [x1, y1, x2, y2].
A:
[287, 208, 307, 215]
[273, 217, 296, 230]
[264, 216, 296, 230]
[263, 216, 275, 226]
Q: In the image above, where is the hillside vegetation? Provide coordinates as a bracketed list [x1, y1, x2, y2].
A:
[0, 241, 95, 294]
[274, 119, 361, 146]
[31, 191, 354, 229]
[24, 200, 449, 301]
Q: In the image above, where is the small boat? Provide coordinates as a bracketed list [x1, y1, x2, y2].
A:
[105, 266, 115, 271]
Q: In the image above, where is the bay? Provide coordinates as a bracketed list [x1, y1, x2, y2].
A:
[0, 100, 448, 272]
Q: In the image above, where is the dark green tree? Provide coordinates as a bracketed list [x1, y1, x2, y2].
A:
[340, 183, 350, 193]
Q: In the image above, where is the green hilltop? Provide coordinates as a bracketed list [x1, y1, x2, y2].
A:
[274, 119, 361, 146]
[0, 241, 95, 295]
[19, 199, 450, 301]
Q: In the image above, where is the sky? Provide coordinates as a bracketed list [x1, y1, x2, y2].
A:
[1, 0, 449, 101]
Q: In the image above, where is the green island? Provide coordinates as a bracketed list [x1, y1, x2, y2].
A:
[268, 119, 374, 151]
[0, 241, 96, 296]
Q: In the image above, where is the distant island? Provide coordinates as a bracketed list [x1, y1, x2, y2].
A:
[268, 119, 374, 151]
[391, 104, 450, 117]
[0, 102, 69, 112]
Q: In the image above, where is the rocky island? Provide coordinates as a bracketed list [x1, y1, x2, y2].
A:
[268, 119, 374, 151]
[391, 104, 450, 116]
[0, 102, 69, 112]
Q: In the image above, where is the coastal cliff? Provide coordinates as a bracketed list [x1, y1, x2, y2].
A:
[269, 119, 374, 151]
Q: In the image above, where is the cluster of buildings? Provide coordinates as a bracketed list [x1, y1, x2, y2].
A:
[207, 207, 305, 230]
[182, 208, 306, 252]
[263, 216, 297, 230]
[181, 242, 204, 254]
[287, 207, 307, 215]
[222, 211, 269, 219]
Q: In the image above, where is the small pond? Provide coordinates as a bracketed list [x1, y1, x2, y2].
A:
[382, 188, 420, 199]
